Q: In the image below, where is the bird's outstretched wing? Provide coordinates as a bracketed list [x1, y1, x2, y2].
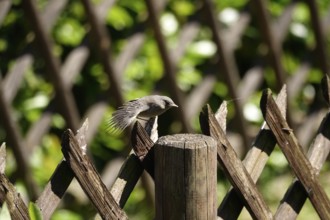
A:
[108, 98, 150, 133]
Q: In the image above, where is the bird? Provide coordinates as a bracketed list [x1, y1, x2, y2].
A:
[108, 95, 178, 133]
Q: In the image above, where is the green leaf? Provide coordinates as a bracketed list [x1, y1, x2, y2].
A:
[292, 3, 310, 23]
[106, 6, 133, 30]
[28, 202, 42, 220]
[54, 18, 85, 46]
[51, 209, 82, 220]
[0, 39, 8, 52]
[213, 82, 228, 97]
[171, 1, 195, 17]
[307, 68, 323, 83]
[70, 2, 85, 19]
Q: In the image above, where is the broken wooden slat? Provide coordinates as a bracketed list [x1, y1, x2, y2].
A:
[260, 88, 330, 219]
[61, 129, 128, 219]
[131, 122, 155, 178]
[0, 144, 29, 220]
[275, 112, 330, 219]
[275, 76, 330, 219]
[36, 161, 74, 220]
[200, 105, 273, 220]
[22, 0, 80, 130]
[0, 174, 29, 220]
[145, 0, 190, 132]
[218, 85, 287, 219]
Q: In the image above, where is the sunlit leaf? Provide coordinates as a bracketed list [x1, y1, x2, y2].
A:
[52, 209, 83, 220]
[54, 18, 85, 46]
[106, 6, 133, 30]
[171, 1, 195, 17]
[28, 202, 42, 220]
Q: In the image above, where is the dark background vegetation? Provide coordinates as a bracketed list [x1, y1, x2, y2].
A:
[1, 0, 330, 219]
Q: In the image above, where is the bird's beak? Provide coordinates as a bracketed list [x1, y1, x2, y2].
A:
[171, 103, 178, 108]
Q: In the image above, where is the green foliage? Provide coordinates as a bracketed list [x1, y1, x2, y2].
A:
[54, 17, 86, 46]
[213, 0, 246, 10]
[1, 0, 330, 219]
[106, 6, 133, 30]
[213, 82, 228, 97]
[31, 134, 63, 186]
[124, 185, 154, 220]
[269, 0, 292, 17]
[170, 0, 195, 17]
[28, 202, 43, 220]
[51, 210, 83, 220]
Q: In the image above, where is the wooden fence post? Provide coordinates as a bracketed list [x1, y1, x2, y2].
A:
[155, 134, 217, 220]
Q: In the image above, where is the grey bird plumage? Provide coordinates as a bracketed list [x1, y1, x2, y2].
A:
[109, 95, 178, 133]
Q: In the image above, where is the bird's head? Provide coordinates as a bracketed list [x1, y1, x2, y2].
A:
[140, 95, 178, 118]
[158, 96, 178, 110]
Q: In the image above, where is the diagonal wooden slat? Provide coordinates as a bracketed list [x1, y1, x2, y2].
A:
[23, 0, 113, 151]
[2, 0, 330, 218]
[96, 0, 117, 19]
[24, 0, 119, 153]
[321, 75, 330, 105]
[275, 112, 330, 219]
[61, 129, 128, 220]
[171, 19, 200, 63]
[108, 119, 156, 209]
[0, 76, 39, 199]
[200, 105, 273, 220]
[0, 174, 29, 220]
[237, 2, 299, 105]
[2, 0, 68, 107]
[185, 75, 217, 120]
[61, 46, 89, 88]
[252, 0, 286, 91]
[114, 31, 145, 74]
[273, 1, 297, 43]
[3, 54, 32, 103]
[81, 0, 124, 106]
[275, 75, 330, 218]
[36, 160, 74, 220]
[202, 0, 249, 151]
[305, 0, 330, 74]
[260, 89, 330, 219]
[35, 120, 91, 219]
[144, 0, 191, 132]
[237, 66, 264, 104]
[0, 144, 29, 220]
[0, 0, 11, 24]
[225, 8, 251, 52]
[22, 0, 80, 130]
[218, 85, 287, 219]
[42, 0, 68, 33]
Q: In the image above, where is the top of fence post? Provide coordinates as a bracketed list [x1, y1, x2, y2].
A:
[154, 133, 217, 220]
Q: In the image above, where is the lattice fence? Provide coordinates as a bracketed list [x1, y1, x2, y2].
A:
[1, 77, 330, 219]
[1, 0, 330, 219]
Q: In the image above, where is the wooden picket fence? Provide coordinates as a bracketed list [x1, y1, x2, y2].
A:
[1, 76, 330, 219]
[1, 0, 330, 219]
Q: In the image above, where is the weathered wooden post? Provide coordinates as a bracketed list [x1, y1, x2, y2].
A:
[155, 134, 217, 220]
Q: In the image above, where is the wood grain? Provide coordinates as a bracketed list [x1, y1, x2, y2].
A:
[200, 105, 273, 220]
[61, 129, 127, 220]
[260, 89, 330, 219]
[155, 134, 217, 220]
